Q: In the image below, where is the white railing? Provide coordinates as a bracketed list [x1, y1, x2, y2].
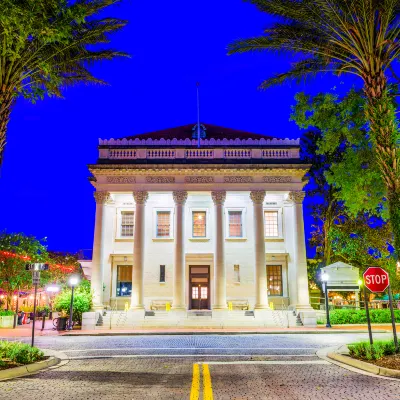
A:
[185, 149, 214, 159]
[109, 150, 137, 159]
[147, 149, 176, 159]
[224, 149, 251, 158]
[262, 149, 291, 158]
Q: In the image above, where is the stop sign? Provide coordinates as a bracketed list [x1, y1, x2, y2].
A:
[363, 267, 390, 293]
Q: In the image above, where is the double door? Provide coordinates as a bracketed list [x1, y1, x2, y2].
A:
[189, 266, 210, 310]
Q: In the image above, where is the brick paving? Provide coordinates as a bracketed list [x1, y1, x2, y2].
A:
[0, 334, 399, 399]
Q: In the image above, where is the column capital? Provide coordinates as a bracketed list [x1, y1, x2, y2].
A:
[250, 190, 266, 204]
[173, 191, 188, 205]
[93, 191, 110, 204]
[287, 191, 306, 204]
[211, 191, 226, 205]
[133, 191, 149, 204]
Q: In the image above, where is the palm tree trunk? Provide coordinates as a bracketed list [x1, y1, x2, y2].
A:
[364, 76, 400, 257]
[0, 87, 14, 166]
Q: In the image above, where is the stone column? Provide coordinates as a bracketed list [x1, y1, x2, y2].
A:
[91, 191, 110, 310]
[250, 190, 269, 309]
[288, 191, 311, 308]
[131, 191, 148, 309]
[212, 191, 227, 309]
[172, 191, 188, 310]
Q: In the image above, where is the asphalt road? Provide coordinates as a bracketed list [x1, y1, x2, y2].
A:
[1, 333, 400, 400]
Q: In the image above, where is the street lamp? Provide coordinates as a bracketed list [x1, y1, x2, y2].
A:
[321, 272, 331, 328]
[68, 275, 80, 330]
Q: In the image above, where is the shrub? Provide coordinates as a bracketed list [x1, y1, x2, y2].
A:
[329, 309, 400, 325]
[0, 341, 44, 364]
[0, 310, 15, 316]
[54, 279, 92, 324]
[348, 340, 397, 361]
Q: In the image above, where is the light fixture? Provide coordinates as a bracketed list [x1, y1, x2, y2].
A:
[46, 285, 61, 293]
[68, 275, 80, 287]
[321, 272, 329, 282]
[357, 279, 363, 286]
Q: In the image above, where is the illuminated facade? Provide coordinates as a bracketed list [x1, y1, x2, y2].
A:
[85, 123, 316, 328]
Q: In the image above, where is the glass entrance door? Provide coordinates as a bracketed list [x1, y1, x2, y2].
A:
[189, 266, 210, 310]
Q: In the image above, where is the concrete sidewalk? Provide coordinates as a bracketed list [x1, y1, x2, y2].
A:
[1, 323, 397, 337]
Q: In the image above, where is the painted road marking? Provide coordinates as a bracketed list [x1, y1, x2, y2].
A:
[190, 364, 200, 400]
[68, 354, 321, 360]
[203, 364, 213, 400]
[201, 360, 330, 365]
[63, 347, 317, 352]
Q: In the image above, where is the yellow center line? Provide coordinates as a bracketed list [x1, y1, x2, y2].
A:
[203, 364, 214, 400]
[190, 363, 200, 400]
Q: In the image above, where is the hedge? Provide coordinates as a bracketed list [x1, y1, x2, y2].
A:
[0, 310, 15, 316]
[348, 340, 397, 361]
[329, 309, 400, 324]
[0, 341, 44, 365]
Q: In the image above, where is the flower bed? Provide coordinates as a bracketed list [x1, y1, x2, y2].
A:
[348, 340, 400, 370]
[0, 341, 44, 370]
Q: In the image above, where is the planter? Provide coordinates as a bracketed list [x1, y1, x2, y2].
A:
[0, 315, 15, 328]
[55, 317, 68, 331]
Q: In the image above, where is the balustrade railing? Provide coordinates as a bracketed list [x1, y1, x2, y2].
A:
[262, 149, 290, 158]
[109, 150, 137, 159]
[224, 149, 251, 158]
[185, 149, 214, 158]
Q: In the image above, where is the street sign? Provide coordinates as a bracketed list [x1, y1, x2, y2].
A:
[26, 263, 49, 271]
[32, 270, 41, 285]
[363, 267, 390, 293]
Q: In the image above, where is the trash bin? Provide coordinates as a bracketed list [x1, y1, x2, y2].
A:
[56, 317, 68, 331]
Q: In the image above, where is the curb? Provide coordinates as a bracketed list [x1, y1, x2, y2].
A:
[0, 349, 69, 381]
[62, 329, 388, 336]
[327, 350, 400, 378]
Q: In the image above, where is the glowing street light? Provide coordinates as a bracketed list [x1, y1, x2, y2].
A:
[68, 275, 80, 330]
[321, 272, 331, 328]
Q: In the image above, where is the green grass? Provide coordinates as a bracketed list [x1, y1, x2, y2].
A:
[348, 340, 397, 361]
[0, 341, 44, 365]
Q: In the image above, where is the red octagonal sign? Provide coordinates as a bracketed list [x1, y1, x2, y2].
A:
[363, 267, 390, 293]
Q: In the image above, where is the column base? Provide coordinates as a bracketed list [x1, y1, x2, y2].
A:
[92, 304, 104, 312]
[129, 305, 145, 311]
[171, 306, 186, 311]
[254, 304, 270, 310]
[212, 305, 228, 310]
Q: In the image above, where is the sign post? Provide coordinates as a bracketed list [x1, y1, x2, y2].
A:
[26, 263, 49, 347]
[387, 285, 399, 352]
[363, 284, 373, 345]
[363, 267, 397, 349]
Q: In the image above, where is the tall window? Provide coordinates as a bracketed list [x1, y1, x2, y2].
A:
[193, 211, 206, 237]
[264, 211, 279, 237]
[156, 211, 171, 237]
[234, 265, 240, 283]
[228, 211, 242, 237]
[117, 265, 132, 297]
[267, 265, 283, 296]
[121, 211, 134, 237]
[159, 265, 166, 283]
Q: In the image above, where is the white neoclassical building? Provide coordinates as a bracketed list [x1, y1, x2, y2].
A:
[84, 123, 316, 328]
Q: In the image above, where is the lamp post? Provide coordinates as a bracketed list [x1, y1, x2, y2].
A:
[68, 276, 80, 330]
[321, 272, 331, 328]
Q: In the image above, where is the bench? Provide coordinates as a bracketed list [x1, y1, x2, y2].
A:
[150, 300, 171, 311]
[227, 300, 249, 311]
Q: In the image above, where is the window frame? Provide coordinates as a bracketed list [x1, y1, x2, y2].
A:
[116, 208, 135, 240]
[267, 264, 283, 297]
[116, 265, 133, 297]
[189, 208, 210, 240]
[225, 207, 246, 239]
[152, 208, 174, 240]
[263, 207, 283, 239]
[159, 265, 166, 283]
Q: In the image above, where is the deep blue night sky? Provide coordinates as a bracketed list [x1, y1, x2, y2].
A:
[0, 0, 360, 254]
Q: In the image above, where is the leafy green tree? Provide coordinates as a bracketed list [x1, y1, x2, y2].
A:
[53, 279, 92, 323]
[0, 0, 128, 164]
[0, 232, 47, 308]
[228, 0, 400, 256]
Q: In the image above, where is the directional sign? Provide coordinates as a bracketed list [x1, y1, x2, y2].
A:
[363, 267, 390, 293]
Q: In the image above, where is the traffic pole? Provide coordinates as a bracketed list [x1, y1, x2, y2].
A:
[363, 284, 373, 345]
[387, 285, 398, 352]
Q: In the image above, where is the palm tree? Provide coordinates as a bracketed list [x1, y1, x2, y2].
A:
[0, 0, 128, 165]
[228, 0, 400, 257]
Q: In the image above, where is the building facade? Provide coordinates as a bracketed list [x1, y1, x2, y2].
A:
[86, 123, 316, 327]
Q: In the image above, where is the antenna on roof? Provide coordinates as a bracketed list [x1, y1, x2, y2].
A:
[196, 82, 201, 148]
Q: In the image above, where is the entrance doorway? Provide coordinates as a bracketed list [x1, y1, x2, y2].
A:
[189, 266, 210, 310]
